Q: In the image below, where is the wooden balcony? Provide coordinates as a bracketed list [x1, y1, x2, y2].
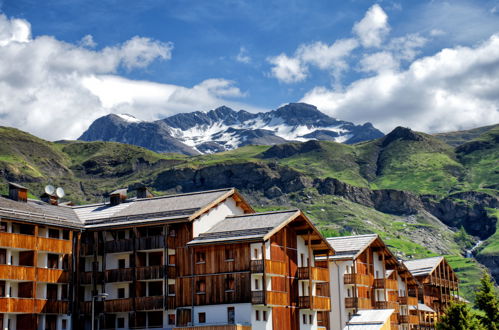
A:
[343, 273, 373, 286]
[135, 265, 164, 280]
[0, 264, 35, 281]
[104, 239, 133, 253]
[345, 297, 371, 309]
[135, 235, 165, 250]
[250, 260, 263, 273]
[135, 296, 163, 311]
[104, 298, 133, 313]
[41, 300, 70, 314]
[374, 278, 398, 290]
[80, 301, 103, 314]
[398, 314, 419, 325]
[298, 296, 330, 311]
[398, 296, 418, 305]
[0, 232, 36, 250]
[37, 237, 72, 254]
[37, 268, 69, 283]
[80, 271, 104, 285]
[375, 301, 399, 310]
[250, 259, 286, 275]
[0, 298, 67, 314]
[298, 267, 329, 282]
[175, 325, 251, 330]
[251, 291, 288, 306]
[105, 268, 133, 282]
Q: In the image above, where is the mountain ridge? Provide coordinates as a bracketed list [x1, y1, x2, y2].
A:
[78, 103, 385, 154]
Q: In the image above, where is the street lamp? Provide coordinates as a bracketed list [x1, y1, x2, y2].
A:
[92, 293, 108, 330]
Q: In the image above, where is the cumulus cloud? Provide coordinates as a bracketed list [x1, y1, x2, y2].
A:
[301, 34, 499, 133]
[0, 14, 252, 140]
[358, 51, 398, 73]
[236, 46, 251, 64]
[352, 4, 390, 48]
[267, 53, 308, 83]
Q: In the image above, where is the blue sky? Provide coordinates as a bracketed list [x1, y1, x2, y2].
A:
[0, 0, 499, 139]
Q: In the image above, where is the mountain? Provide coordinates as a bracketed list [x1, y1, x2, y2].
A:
[1, 124, 498, 301]
[78, 103, 384, 154]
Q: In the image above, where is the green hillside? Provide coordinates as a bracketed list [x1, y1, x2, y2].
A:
[0, 124, 497, 302]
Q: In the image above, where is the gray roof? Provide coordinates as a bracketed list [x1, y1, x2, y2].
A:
[74, 188, 234, 228]
[0, 188, 235, 229]
[327, 234, 378, 260]
[188, 210, 299, 245]
[410, 303, 436, 313]
[403, 256, 443, 277]
[0, 196, 82, 228]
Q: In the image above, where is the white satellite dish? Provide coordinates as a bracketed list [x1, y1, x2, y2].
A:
[56, 187, 65, 199]
[44, 185, 55, 195]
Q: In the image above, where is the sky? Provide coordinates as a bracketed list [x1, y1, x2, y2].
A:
[0, 0, 499, 140]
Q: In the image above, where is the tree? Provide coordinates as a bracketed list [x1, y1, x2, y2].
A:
[436, 301, 485, 330]
[475, 273, 499, 330]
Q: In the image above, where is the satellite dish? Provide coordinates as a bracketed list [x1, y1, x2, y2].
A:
[44, 185, 55, 195]
[56, 187, 65, 199]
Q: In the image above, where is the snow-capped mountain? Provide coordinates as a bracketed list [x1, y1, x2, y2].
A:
[78, 103, 384, 155]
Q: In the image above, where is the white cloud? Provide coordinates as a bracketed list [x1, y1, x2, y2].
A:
[359, 51, 398, 73]
[301, 34, 499, 133]
[387, 33, 427, 62]
[0, 14, 253, 140]
[236, 46, 251, 64]
[79, 35, 97, 48]
[267, 53, 308, 83]
[352, 4, 390, 48]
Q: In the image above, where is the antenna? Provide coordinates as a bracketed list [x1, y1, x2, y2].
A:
[55, 187, 65, 199]
[44, 185, 55, 195]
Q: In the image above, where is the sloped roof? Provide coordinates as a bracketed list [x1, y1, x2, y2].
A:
[410, 303, 436, 313]
[0, 196, 82, 228]
[344, 309, 394, 330]
[188, 210, 300, 245]
[74, 188, 239, 228]
[327, 234, 378, 260]
[403, 256, 443, 277]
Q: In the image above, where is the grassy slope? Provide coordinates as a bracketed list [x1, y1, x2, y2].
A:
[434, 124, 499, 147]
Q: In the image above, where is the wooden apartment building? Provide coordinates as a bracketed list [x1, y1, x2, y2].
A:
[325, 234, 421, 330]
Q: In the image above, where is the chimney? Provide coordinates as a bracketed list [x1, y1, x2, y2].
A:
[136, 186, 153, 199]
[41, 193, 58, 206]
[8, 182, 28, 202]
[110, 189, 127, 206]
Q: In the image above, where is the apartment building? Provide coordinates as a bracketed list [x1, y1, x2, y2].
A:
[325, 234, 420, 330]
[404, 257, 459, 328]
[0, 183, 79, 330]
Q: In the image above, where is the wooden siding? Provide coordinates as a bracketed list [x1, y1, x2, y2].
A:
[344, 273, 373, 286]
[297, 266, 329, 282]
[0, 264, 35, 281]
[0, 298, 69, 314]
[0, 232, 36, 250]
[37, 268, 69, 283]
[38, 237, 72, 254]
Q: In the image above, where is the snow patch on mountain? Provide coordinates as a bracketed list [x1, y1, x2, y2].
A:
[116, 113, 142, 123]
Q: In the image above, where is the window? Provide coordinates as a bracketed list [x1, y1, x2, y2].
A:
[48, 254, 58, 269]
[61, 319, 67, 330]
[300, 254, 304, 267]
[347, 288, 351, 298]
[0, 249, 6, 265]
[0, 281, 5, 297]
[168, 284, 176, 296]
[48, 228, 59, 239]
[225, 248, 234, 261]
[309, 314, 313, 324]
[47, 284, 58, 300]
[196, 252, 206, 264]
[198, 312, 206, 324]
[148, 252, 162, 266]
[254, 248, 258, 259]
[148, 282, 162, 296]
[61, 284, 68, 300]
[62, 230, 69, 240]
[255, 310, 260, 321]
[227, 307, 235, 324]
[263, 311, 268, 321]
[302, 314, 307, 324]
[118, 259, 126, 269]
[148, 311, 163, 328]
[169, 228, 176, 237]
[226, 277, 235, 292]
[196, 280, 206, 294]
[168, 314, 175, 325]
[118, 288, 125, 299]
[117, 318, 125, 329]
[0, 222, 7, 232]
[254, 278, 259, 290]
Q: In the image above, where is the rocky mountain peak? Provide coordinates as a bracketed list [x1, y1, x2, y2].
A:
[382, 126, 425, 147]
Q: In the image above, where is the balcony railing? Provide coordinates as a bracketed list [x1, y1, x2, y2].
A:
[80, 271, 104, 285]
[135, 236, 165, 250]
[38, 237, 72, 254]
[345, 297, 371, 309]
[105, 268, 133, 282]
[251, 291, 288, 306]
[374, 278, 398, 290]
[104, 239, 133, 253]
[375, 301, 399, 310]
[42, 300, 70, 314]
[344, 273, 373, 286]
[0, 232, 36, 250]
[298, 296, 331, 311]
[135, 296, 163, 311]
[104, 298, 133, 313]
[249, 259, 286, 275]
[37, 268, 69, 283]
[398, 296, 418, 305]
[136, 265, 164, 280]
[297, 267, 329, 282]
[251, 290, 264, 304]
[250, 260, 263, 273]
[0, 264, 35, 281]
[0, 298, 68, 314]
[398, 314, 419, 325]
